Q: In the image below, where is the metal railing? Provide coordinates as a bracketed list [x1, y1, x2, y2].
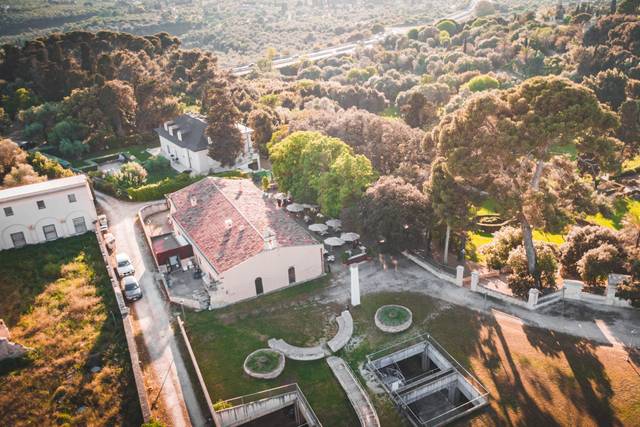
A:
[218, 383, 322, 427]
[366, 333, 489, 427]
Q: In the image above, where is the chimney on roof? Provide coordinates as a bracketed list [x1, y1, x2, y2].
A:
[263, 227, 277, 250]
[190, 196, 197, 207]
[164, 122, 169, 131]
[225, 218, 233, 229]
[177, 130, 182, 141]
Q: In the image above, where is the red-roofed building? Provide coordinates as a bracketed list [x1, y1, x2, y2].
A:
[166, 177, 324, 305]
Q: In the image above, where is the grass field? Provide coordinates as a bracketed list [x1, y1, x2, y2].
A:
[0, 234, 141, 426]
[185, 280, 640, 427]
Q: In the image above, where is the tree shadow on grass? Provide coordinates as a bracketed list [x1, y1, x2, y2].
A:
[523, 325, 621, 427]
[471, 317, 561, 427]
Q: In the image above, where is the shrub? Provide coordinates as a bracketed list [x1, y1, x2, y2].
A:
[59, 138, 88, 159]
[616, 280, 640, 307]
[143, 155, 170, 172]
[127, 173, 200, 201]
[507, 242, 558, 299]
[560, 225, 626, 278]
[436, 19, 458, 36]
[467, 75, 500, 92]
[113, 162, 147, 188]
[261, 175, 270, 191]
[474, 0, 496, 16]
[23, 122, 44, 139]
[577, 243, 624, 285]
[438, 30, 451, 46]
[481, 226, 522, 270]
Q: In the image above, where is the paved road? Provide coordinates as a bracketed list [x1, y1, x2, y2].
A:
[231, 0, 480, 76]
[96, 192, 208, 427]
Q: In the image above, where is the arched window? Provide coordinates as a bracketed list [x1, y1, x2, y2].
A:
[255, 277, 264, 295]
[288, 267, 296, 284]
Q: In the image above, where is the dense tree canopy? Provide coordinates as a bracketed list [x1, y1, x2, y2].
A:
[435, 76, 621, 286]
[359, 176, 433, 250]
[269, 131, 375, 216]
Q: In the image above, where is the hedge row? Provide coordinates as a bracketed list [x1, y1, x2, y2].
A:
[126, 173, 202, 201]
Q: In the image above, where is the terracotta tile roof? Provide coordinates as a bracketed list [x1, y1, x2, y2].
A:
[167, 177, 319, 273]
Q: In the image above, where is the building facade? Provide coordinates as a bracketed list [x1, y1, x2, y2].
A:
[0, 175, 98, 251]
[166, 177, 324, 305]
[155, 114, 260, 176]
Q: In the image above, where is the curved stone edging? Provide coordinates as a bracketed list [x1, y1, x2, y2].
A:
[243, 349, 285, 379]
[327, 310, 354, 353]
[268, 338, 328, 361]
[374, 305, 413, 333]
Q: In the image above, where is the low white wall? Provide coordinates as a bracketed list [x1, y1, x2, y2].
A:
[402, 252, 457, 285]
[475, 284, 530, 308]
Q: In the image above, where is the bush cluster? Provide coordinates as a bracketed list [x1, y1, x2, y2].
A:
[126, 173, 201, 201]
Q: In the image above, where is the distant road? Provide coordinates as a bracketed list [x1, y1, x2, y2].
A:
[231, 0, 480, 77]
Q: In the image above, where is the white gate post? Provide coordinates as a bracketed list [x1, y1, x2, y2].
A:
[456, 265, 464, 287]
[527, 288, 540, 309]
[350, 263, 361, 306]
[470, 271, 479, 292]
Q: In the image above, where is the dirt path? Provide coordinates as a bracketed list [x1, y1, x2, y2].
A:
[96, 192, 208, 427]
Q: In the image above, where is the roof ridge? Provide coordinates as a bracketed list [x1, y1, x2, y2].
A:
[208, 177, 265, 240]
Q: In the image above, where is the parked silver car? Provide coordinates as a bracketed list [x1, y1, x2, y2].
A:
[121, 275, 143, 302]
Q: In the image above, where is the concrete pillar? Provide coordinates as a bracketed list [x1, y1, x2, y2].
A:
[421, 349, 431, 371]
[350, 263, 360, 306]
[293, 401, 301, 424]
[447, 383, 457, 403]
[456, 265, 464, 287]
[470, 271, 479, 292]
[527, 288, 540, 309]
[607, 274, 629, 305]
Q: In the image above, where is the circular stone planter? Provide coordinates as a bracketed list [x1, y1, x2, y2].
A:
[243, 349, 285, 379]
[375, 305, 413, 333]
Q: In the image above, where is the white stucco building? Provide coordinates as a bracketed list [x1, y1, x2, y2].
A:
[155, 113, 260, 176]
[0, 175, 98, 251]
[166, 177, 324, 305]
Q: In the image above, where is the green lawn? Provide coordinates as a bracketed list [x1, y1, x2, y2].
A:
[184, 276, 360, 427]
[550, 142, 578, 160]
[0, 234, 141, 426]
[469, 197, 639, 260]
[185, 283, 640, 426]
[586, 198, 638, 230]
[622, 155, 640, 172]
[379, 106, 401, 118]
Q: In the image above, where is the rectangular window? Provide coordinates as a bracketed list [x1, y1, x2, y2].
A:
[10, 232, 26, 248]
[68, 194, 77, 203]
[3, 207, 13, 217]
[42, 224, 57, 241]
[72, 217, 87, 234]
[37, 200, 46, 210]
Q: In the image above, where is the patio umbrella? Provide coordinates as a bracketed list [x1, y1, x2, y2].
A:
[324, 237, 345, 247]
[326, 219, 342, 228]
[274, 192, 287, 200]
[286, 203, 305, 213]
[309, 223, 329, 233]
[340, 232, 360, 242]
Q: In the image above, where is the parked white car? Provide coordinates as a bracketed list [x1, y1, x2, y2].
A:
[97, 214, 109, 232]
[121, 275, 143, 301]
[115, 252, 134, 277]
